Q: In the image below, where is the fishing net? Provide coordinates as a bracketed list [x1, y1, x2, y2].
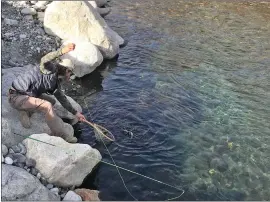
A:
[93, 123, 115, 143]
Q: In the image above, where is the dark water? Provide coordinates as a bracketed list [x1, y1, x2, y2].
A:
[69, 1, 270, 201]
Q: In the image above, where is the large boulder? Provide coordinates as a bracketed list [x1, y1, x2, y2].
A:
[23, 133, 102, 187]
[1, 66, 82, 147]
[60, 40, 103, 77]
[44, 1, 124, 59]
[2, 164, 60, 201]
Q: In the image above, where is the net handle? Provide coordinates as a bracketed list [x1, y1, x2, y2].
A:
[82, 119, 115, 142]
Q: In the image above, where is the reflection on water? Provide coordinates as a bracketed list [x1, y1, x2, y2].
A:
[67, 0, 270, 200]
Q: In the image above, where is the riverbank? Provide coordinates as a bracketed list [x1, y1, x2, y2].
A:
[1, 1, 123, 201]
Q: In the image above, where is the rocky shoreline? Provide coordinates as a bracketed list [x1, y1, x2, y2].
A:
[2, 0, 124, 201]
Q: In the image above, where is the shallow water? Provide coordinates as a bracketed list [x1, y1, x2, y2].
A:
[70, 1, 270, 200]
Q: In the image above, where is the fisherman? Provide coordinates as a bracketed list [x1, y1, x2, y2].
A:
[8, 43, 86, 143]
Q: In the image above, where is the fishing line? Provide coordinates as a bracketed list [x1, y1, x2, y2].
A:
[14, 132, 185, 200]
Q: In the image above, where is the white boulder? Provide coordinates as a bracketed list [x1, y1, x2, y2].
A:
[44, 1, 124, 59]
[23, 133, 102, 187]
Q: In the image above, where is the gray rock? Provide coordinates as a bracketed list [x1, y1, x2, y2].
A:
[9, 153, 26, 164]
[27, 168, 31, 172]
[2, 155, 4, 163]
[11, 145, 21, 153]
[4, 18, 19, 26]
[47, 184, 54, 189]
[14, 162, 25, 168]
[21, 8, 37, 15]
[20, 34, 27, 39]
[18, 143, 27, 155]
[2, 144, 8, 156]
[61, 193, 66, 199]
[210, 157, 229, 172]
[63, 191, 82, 201]
[9, 148, 15, 154]
[26, 158, 36, 167]
[24, 166, 28, 170]
[31, 167, 39, 176]
[37, 173, 42, 180]
[2, 164, 60, 200]
[4, 157, 13, 165]
[50, 187, 59, 194]
[24, 15, 34, 21]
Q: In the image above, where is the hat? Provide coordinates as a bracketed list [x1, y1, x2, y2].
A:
[59, 59, 74, 71]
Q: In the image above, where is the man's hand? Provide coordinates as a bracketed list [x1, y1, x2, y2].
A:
[61, 43, 75, 54]
[75, 112, 86, 122]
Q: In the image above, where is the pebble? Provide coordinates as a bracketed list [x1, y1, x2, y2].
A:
[36, 47, 41, 53]
[24, 166, 28, 170]
[2, 144, 8, 156]
[4, 18, 19, 26]
[11, 145, 21, 153]
[24, 15, 34, 21]
[30, 167, 38, 176]
[10, 153, 26, 164]
[26, 158, 36, 167]
[20, 34, 27, 39]
[60, 193, 66, 199]
[5, 157, 13, 165]
[47, 184, 54, 189]
[50, 187, 59, 194]
[37, 173, 42, 179]
[2, 155, 4, 163]
[63, 191, 82, 201]
[18, 143, 27, 155]
[21, 8, 37, 15]
[9, 148, 15, 154]
[27, 168, 31, 172]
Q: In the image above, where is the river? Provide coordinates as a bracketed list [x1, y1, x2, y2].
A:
[68, 1, 270, 200]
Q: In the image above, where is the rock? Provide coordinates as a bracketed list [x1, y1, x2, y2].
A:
[37, 173, 42, 180]
[11, 145, 21, 153]
[63, 191, 82, 201]
[21, 8, 37, 15]
[2, 164, 60, 201]
[75, 189, 100, 201]
[2, 155, 4, 163]
[37, 12, 45, 19]
[9, 148, 15, 154]
[97, 7, 111, 17]
[44, 1, 123, 59]
[50, 187, 59, 194]
[23, 133, 102, 187]
[31, 167, 39, 176]
[27, 168, 31, 172]
[18, 143, 27, 155]
[2, 144, 8, 156]
[61, 193, 67, 199]
[95, 0, 109, 7]
[35, 1, 49, 8]
[26, 158, 36, 167]
[19, 34, 27, 39]
[24, 15, 34, 21]
[4, 18, 19, 26]
[4, 157, 13, 165]
[9, 153, 26, 164]
[47, 184, 54, 189]
[30, 1, 38, 4]
[60, 40, 103, 77]
[14, 162, 25, 168]
[210, 157, 229, 172]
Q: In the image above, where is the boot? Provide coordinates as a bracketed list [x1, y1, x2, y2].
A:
[46, 115, 77, 143]
[19, 111, 31, 128]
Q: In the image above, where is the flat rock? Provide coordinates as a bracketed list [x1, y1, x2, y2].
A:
[75, 188, 100, 201]
[2, 164, 60, 201]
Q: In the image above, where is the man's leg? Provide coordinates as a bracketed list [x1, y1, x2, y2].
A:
[39, 93, 56, 106]
[8, 94, 77, 143]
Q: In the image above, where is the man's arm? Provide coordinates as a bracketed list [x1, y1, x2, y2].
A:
[53, 85, 77, 115]
[40, 49, 63, 74]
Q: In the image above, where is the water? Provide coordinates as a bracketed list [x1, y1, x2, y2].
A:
[68, 1, 270, 200]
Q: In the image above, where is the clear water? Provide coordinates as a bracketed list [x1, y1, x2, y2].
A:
[69, 1, 270, 200]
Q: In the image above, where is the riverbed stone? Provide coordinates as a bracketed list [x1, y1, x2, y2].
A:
[75, 188, 100, 201]
[2, 144, 8, 156]
[2, 164, 60, 201]
[8, 153, 26, 164]
[63, 191, 82, 201]
[23, 133, 102, 187]
[4, 157, 13, 165]
[47, 184, 54, 189]
[11, 145, 21, 153]
[21, 8, 37, 15]
[18, 143, 27, 154]
[25, 158, 36, 167]
[31, 167, 39, 176]
[210, 157, 229, 172]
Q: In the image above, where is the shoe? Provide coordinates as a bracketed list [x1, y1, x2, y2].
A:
[19, 111, 31, 128]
